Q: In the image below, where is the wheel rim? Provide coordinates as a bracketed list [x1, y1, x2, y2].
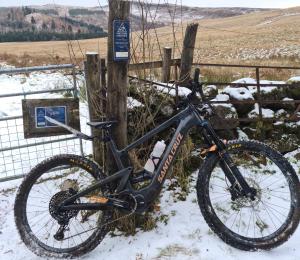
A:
[208, 149, 294, 240]
[23, 162, 106, 252]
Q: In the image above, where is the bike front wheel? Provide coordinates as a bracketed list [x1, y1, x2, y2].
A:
[197, 140, 300, 251]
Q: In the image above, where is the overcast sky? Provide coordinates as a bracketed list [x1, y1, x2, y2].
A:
[0, 0, 299, 8]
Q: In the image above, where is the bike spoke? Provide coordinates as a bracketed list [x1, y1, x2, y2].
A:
[23, 162, 107, 251]
[209, 148, 293, 240]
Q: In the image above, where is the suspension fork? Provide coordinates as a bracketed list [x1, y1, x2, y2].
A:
[202, 123, 256, 198]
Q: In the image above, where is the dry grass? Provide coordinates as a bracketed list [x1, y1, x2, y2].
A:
[1, 7, 300, 67]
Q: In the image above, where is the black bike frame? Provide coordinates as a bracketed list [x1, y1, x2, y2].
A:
[60, 102, 253, 213]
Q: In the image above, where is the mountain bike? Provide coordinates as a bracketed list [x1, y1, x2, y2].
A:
[15, 69, 300, 258]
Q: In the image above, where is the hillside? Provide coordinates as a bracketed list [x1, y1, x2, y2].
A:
[0, 6, 107, 42]
[0, 3, 270, 42]
[64, 2, 270, 31]
[0, 6, 299, 66]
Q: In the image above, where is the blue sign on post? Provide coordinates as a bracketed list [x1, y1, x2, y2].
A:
[35, 106, 67, 128]
[113, 20, 130, 61]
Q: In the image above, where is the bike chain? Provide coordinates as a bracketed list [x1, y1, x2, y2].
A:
[61, 193, 138, 241]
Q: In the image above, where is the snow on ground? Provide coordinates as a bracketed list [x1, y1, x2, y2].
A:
[248, 103, 275, 118]
[223, 86, 254, 100]
[288, 77, 300, 83]
[211, 94, 237, 114]
[230, 78, 286, 95]
[0, 71, 74, 116]
[0, 70, 300, 260]
[153, 82, 191, 97]
[1, 149, 300, 260]
[0, 70, 92, 180]
[128, 97, 143, 109]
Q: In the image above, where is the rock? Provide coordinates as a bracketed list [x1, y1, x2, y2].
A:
[248, 103, 275, 119]
[210, 94, 239, 130]
[257, 87, 286, 110]
[284, 121, 300, 136]
[222, 86, 254, 115]
[247, 80, 287, 110]
[237, 128, 249, 140]
[247, 120, 274, 140]
[230, 78, 290, 111]
[203, 85, 218, 99]
[272, 120, 300, 138]
[215, 129, 237, 140]
[286, 77, 300, 100]
[241, 127, 257, 139]
[280, 97, 295, 112]
[232, 78, 256, 86]
[267, 133, 300, 154]
[275, 109, 290, 120]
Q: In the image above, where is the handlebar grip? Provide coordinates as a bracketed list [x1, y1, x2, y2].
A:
[194, 68, 200, 83]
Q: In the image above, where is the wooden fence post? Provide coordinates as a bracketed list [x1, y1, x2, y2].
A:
[107, 0, 130, 172]
[179, 23, 199, 85]
[100, 58, 107, 113]
[85, 52, 105, 166]
[255, 67, 265, 140]
[161, 47, 172, 83]
[100, 58, 107, 88]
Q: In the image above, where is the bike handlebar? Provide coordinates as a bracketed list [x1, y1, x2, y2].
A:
[178, 67, 206, 109]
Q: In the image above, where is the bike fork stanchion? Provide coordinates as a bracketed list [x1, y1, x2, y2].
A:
[203, 122, 255, 199]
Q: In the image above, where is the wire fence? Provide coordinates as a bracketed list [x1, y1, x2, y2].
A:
[0, 64, 91, 183]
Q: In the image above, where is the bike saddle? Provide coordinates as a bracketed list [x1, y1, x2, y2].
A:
[87, 121, 118, 129]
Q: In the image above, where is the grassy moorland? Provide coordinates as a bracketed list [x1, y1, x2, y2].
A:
[0, 6, 299, 70]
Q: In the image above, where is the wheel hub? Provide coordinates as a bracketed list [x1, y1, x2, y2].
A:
[232, 178, 262, 208]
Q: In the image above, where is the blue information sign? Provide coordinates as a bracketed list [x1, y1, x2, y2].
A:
[35, 106, 67, 128]
[113, 20, 130, 61]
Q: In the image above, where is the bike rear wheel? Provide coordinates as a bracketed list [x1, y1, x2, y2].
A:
[197, 140, 300, 251]
[14, 154, 111, 258]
